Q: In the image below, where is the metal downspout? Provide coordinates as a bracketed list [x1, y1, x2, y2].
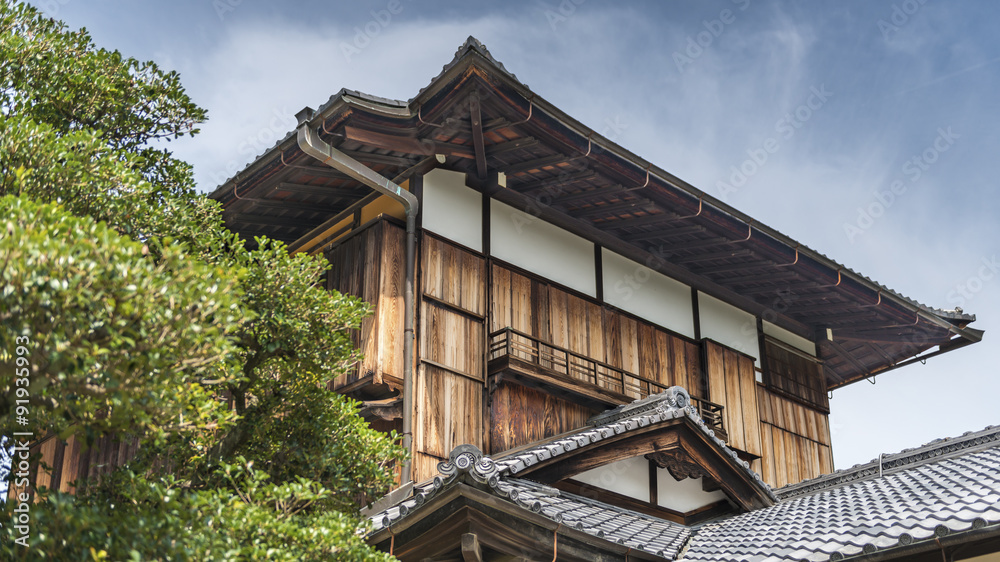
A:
[295, 108, 419, 486]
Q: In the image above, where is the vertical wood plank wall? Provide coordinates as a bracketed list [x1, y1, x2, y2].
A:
[7, 433, 140, 503]
[756, 386, 834, 488]
[704, 340, 763, 464]
[413, 235, 486, 482]
[326, 221, 406, 389]
[489, 383, 594, 454]
[488, 262, 704, 453]
[489, 263, 703, 394]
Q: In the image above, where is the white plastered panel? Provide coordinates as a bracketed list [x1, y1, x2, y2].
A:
[490, 200, 596, 296]
[422, 168, 482, 251]
[656, 471, 728, 513]
[574, 456, 649, 502]
[762, 320, 817, 356]
[602, 249, 694, 338]
[698, 292, 761, 366]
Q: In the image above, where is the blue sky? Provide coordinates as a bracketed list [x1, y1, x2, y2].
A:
[48, 0, 1000, 470]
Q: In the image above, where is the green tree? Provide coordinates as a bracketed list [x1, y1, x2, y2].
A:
[0, 2, 403, 559]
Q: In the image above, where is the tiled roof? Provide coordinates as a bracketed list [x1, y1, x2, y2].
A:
[682, 426, 1000, 562]
[777, 425, 1000, 501]
[504, 478, 690, 558]
[493, 386, 776, 503]
[368, 402, 1000, 561]
[368, 444, 692, 559]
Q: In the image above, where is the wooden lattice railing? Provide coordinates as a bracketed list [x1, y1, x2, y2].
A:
[487, 327, 726, 438]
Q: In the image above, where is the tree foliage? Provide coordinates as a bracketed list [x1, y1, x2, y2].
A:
[0, 2, 403, 559]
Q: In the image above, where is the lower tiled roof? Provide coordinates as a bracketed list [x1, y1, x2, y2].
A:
[682, 427, 1000, 562]
[503, 478, 691, 559]
[368, 388, 1000, 562]
[369, 444, 691, 559]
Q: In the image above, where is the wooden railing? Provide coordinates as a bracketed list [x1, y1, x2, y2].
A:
[487, 327, 726, 438]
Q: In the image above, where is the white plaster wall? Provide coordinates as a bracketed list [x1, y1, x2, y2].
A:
[421, 168, 482, 251]
[574, 456, 649, 502]
[602, 249, 694, 338]
[490, 200, 596, 297]
[763, 320, 817, 356]
[656, 471, 729, 513]
[698, 292, 761, 367]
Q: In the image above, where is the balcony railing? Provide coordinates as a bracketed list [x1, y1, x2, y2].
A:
[487, 327, 726, 439]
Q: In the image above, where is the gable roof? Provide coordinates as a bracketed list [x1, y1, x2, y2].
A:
[369, 445, 692, 560]
[209, 36, 981, 393]
[493, 386, 777, 508]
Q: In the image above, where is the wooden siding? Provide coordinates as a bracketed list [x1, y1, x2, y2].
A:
[704, 340, 762, 458]
[489, 263, 703, 397]
[8, 433, 140, 503]
[756, 385, 834, 488]
[764, 337, 828, 412]
[490, 382, 595, 454]
[326, 220, 406, 389]
[413, 235, 486, 482]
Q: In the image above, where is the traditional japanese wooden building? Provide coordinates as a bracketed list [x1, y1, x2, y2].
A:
[18, 36, 995, 560]
[204, 38, 998, 560]
[208, 35, 980, 490]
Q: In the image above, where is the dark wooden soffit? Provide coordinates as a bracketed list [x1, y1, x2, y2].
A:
[368, 485, 665, 562]
[208, 48, 979, 391]
[513, 418, 773, 512]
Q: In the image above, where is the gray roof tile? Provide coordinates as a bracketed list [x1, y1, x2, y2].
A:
[367, 394, 1000, 562]
[682, 429, 1000, 561]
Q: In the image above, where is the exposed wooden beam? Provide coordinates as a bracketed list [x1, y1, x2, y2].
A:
[469, 93, 487, 179]
[343, 126, 476, 159]
[671, 248, 753, 265]
[799, 310, 883, 325]
[266, 181, 363, 199]
[826, 339, 872, 376]
[338, 148, 421, 167]
[782, 301, 854, 315]
[237, 198, 344, 216]
[665, 236, 746, 253]
[503, 154, 568, 175]
[485, 136, 538, 157]
[623, 224, 706, 242]
[547, 182, 622, 206]
[489, 187, 815, 338]
[228, 213, 323, 230]
[287, 191, 381, 253]
[569, 197, 657, 218]
[694, 261, 773, 276]
[483, 117, 513, 135]
[287, 164, 351, 181]
[738, 280, 819, 296]
[516, 171, 600, 197]
[831, 330, 929, 344]
[593, 210, 683, 229]
[461, 533, 483, 562]
[717, 270, 800, 286]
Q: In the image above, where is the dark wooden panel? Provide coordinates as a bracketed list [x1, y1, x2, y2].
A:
[764, 338, 828, 411]
[489, 382, 594, 454]
[326, 221, 384, 388]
